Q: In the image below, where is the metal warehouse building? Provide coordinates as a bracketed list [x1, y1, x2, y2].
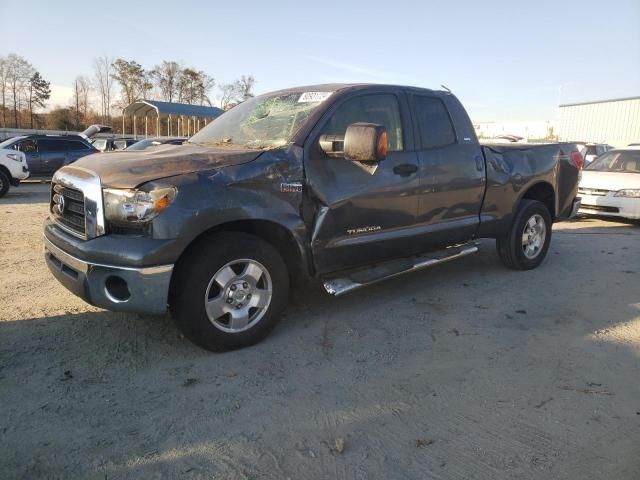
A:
[558, 96, 640, 147]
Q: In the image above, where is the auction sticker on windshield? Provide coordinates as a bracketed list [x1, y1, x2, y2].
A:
[298, 92, 333, 103]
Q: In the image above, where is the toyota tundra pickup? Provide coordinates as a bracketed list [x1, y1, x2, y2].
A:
[44, 84, 583, 351]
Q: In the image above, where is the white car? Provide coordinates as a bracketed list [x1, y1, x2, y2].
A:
[0, 147, 30, 198]
[578, 147, 640, 220]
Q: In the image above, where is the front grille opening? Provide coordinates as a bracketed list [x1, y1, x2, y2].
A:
[47, 252, 62, 269]
[61, 264, 79, 279]
[46, 251, 79, 279]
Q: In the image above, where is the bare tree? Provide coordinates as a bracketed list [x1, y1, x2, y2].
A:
[218, 83, 237, 110]
[93, 55, 114, 123]
[0, 57, 7, 128]
[150, 61, 181, 102]
[177, 68, 214, 105]
[111, 58, 151, 108]
[234, 75, 255, 101]
[218, 75, 256, 110]
[28, 71, 50, 128]
[72, 76, 91, 129]
[5, 54, 34, 128]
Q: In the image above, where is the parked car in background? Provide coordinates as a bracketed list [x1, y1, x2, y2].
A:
[0, 134, 97, 176]
[125, 137, 187, 151]
[91, 137, 139, 152]
[0, 146, 29, 198]
[578, 147, 640, 220]
[576, 143, 614, 165]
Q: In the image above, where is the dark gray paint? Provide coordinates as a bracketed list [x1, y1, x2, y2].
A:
[44, 84, 581, 314]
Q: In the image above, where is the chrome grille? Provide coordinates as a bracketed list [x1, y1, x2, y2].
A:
[50, 166, 105, 240]
[51, 183, 86, 237]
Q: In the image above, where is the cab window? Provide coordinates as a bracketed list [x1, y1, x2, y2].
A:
[413, 96, 456, 149]
[320, 94, 404, 151]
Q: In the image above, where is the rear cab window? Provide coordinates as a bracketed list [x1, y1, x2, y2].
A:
[411, 96, 457, 149]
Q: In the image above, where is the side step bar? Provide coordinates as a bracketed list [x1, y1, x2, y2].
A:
[323, 243, 479, 296]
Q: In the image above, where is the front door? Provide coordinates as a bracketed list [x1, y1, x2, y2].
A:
[304, 92, 421, 274]
[15, 139, 41, 174]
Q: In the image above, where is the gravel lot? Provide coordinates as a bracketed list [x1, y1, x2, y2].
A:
[1, 182, 639, 480]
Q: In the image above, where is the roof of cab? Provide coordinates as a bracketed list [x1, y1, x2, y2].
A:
[261, 83, 449, 98]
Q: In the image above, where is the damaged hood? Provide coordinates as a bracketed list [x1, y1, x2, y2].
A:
[70, 143, 263, 188]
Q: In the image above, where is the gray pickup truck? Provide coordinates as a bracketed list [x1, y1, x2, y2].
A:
[44, 84, 582, 351]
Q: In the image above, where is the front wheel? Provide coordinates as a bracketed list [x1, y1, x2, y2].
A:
[170, 232, 289, 352]
[496, 200, 552, 270]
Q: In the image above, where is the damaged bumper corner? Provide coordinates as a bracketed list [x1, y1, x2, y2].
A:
[569, 197, 581, 219]
[44, 236, 173, 315]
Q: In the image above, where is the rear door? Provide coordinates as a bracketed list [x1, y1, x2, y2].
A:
[409, 93, 485, 248]
[38, 138, 66, 173]
[304, 91, 421, 274]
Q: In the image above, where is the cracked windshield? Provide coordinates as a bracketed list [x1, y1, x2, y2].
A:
[189, 91, 332, 149]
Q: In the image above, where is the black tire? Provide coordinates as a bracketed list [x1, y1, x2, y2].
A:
[496, 199, 552, 270]
[170, 232, 290, 352]
[0, 170, 10, 198]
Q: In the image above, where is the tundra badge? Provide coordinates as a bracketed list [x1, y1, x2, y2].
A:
[280, 182, 303, 193]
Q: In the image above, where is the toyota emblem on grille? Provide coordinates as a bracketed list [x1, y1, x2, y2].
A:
[53, 193, 65, 214]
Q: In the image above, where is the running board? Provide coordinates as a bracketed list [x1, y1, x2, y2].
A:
[323, 243, 479, 296]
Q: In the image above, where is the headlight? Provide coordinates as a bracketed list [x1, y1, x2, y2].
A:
[103, 187, 176, 225]
[614, 189, 640, 198]
[7, 153, 22, 162]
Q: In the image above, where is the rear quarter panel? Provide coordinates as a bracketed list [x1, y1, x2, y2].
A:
[478, 143, 580, 237]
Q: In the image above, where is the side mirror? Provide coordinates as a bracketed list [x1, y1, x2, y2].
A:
[344, 123, 387, 162]
[318, 122, 388, 162]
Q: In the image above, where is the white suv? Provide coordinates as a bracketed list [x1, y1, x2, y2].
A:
[0, 147, 30, 198]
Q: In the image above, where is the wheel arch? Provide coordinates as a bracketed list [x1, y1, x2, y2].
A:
[170, 218, 311, 296]
[0, 164, 11, 180]
[519, 181, 556, 220]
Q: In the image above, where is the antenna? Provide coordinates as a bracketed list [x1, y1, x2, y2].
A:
[440, 84, 452, 93]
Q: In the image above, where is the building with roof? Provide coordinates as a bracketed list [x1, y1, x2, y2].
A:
[558, 96, 640, 147]
[122, 100, 224, 138]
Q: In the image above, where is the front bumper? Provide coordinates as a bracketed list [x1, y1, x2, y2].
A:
[8, 164, 29, 182]
[44, 235, 173, 315]
[579, 193, 640, 220]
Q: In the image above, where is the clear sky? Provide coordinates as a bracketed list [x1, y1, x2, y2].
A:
[2, 0, 639, 122]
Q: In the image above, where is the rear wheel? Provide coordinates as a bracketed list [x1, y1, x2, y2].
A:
[496, 200, 552, 270]
[170, 232, 289, 351]
[0, 170, 10, 198]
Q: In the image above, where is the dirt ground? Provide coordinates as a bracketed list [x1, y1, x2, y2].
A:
[1, 182, 639, 480]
